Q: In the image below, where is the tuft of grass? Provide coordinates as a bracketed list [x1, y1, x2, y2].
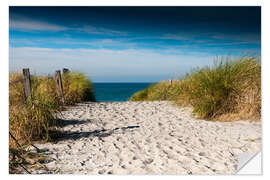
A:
[35, 76, 63, 108]
[129, 82, 182, 101]
[62, 72, 95, 105]
[129, 84, 152, 101]
[148, 81, 182, 101]
[130, 55, 261, 121]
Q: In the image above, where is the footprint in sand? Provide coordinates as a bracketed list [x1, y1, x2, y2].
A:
[32, 102, 261, 175]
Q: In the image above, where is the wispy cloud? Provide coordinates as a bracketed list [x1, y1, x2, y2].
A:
[9, 37, 138, 50]
[9, 14, 129, 36]
[211, 33, 261, 44]
[9, 35, 259, 58]
[9, 15, 260, 50]
[74, 25, 129, 36]
[204, 42, 253, 46]
[9, 15, 68, 32]
[161, 33, 191, 41]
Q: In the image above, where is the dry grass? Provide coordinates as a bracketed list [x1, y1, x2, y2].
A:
[9, 73, 59, 148]
[62, 72, 95, 105]
[9, 70, 95, 173]
[129, 81, 182, 101]
[130, 55, 261, 121]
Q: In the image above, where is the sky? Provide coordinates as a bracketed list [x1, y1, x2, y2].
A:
[9, 7, 261, 82]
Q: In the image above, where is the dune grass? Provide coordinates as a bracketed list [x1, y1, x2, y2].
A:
[9, 70, 95, 173]
[9, 71, 95, 146]
[130, 55, 261, 121]
[62, 72, 95, 105]
[130, 82, 182, 101]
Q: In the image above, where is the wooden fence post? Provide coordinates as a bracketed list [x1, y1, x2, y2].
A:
[55, 70, 65, 104]
[22, 68, 32, 101]
[170, 80, 172, 85]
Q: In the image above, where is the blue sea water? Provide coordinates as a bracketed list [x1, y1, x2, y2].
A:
[92, 83, 153, 102]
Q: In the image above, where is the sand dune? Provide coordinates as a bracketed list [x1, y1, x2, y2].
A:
[31, 101, 261, 174]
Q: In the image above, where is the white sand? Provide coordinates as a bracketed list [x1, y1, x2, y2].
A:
[31, 101, 261, 175]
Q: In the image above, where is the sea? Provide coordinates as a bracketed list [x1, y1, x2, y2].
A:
[92, 83, 153, 102]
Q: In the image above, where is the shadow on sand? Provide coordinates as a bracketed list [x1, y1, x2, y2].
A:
[55, 118, 92, 128]
[49, 125, 140, 142]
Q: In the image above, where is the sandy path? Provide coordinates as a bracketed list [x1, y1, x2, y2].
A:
[32, 101, 261, 175]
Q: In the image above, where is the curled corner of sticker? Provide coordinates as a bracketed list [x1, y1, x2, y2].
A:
[236, 152, 262, 175]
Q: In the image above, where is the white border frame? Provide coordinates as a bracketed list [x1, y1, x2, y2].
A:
[1, 1, 268, 180]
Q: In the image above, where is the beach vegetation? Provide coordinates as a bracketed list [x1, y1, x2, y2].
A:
[9, 71, 95, 173]
[130, 55, 261, 121]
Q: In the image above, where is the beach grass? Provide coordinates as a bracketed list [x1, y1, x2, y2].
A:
[9, 71, 95, 146]
[9, 71, 95, 173]
[130, 55, 261, 121]
[62, 72, 95, 105]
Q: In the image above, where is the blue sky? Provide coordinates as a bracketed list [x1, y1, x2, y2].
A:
[9, 7, 261, 82]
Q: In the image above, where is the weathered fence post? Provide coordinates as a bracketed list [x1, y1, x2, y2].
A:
[22, 68, 32, 101]
[170, 80, 172, 85]
[55, 70, 65, 104]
